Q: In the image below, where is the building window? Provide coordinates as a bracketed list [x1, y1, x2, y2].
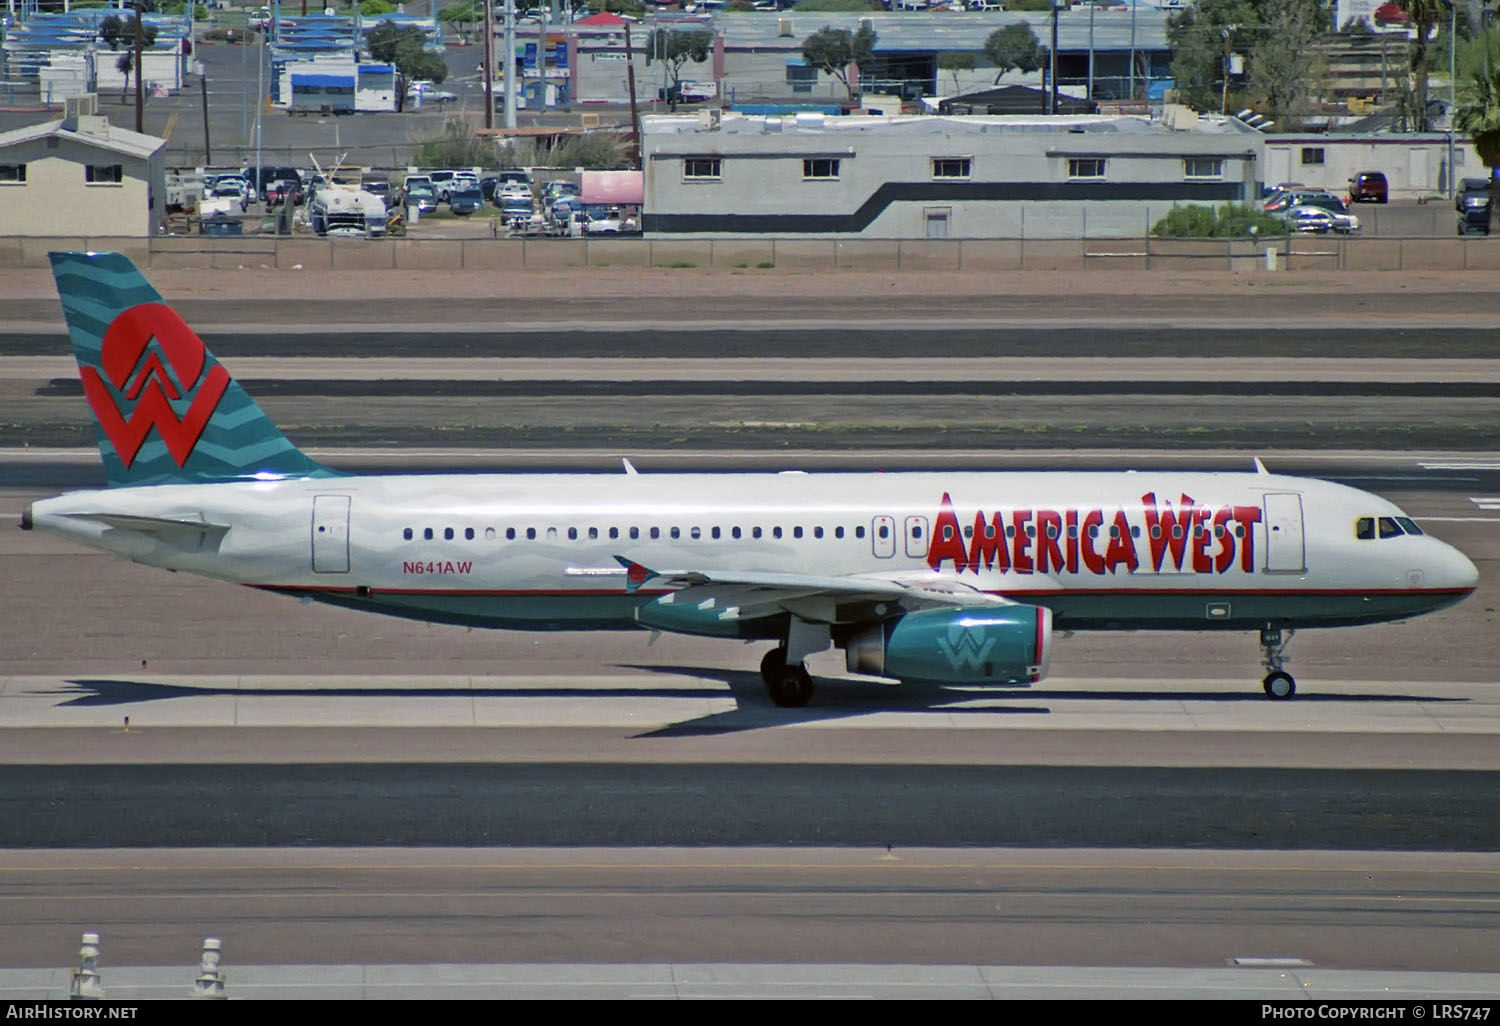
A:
[1300, 147, 1325, 166]
[683, 157, 721, 180]
[932, 157, 971, 179]
[1067, 158, 1105, 179]
[786, 64, 818, 93]
[85, 164, 123, 184]
[0, 164, 25, 183]
[1184, 157, 1223, 179]
[803, 158, 840, 180]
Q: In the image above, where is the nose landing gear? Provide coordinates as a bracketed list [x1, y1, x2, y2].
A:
[1260, 628, 1296, 699]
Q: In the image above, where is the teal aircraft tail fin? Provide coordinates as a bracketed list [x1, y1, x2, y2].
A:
[49, 251, 335, 487]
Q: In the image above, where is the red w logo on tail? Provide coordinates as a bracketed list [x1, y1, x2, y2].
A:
[79, 303, 230, 468]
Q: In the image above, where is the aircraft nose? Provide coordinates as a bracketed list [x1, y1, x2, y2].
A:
[1441, 543, 1480, 593]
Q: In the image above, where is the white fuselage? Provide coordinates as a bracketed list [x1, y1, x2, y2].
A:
[28, 469, 1479, 636]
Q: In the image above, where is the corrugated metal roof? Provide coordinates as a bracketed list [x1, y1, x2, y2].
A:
[292, 74, 356, 88]
[0, 116, 164, 160]
[707, 9, 1170, 52]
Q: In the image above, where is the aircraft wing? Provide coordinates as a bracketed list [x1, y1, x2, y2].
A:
[612, 557, 1007, 625]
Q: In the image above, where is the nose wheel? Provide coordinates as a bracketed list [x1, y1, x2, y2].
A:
[1260, 628, 1297, 700]
[760, 646, 814, 708]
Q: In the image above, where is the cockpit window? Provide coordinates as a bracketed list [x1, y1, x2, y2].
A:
[1378, 516, 1403, 538]
[1355, 517, 1374, 540]
[1396, 517, 1423, 536]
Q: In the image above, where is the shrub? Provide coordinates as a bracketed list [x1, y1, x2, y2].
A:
[1152, 203, 1289, 238]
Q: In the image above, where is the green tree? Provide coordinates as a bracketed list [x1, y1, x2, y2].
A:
[983, 22, 1044, 84]
[649, 29, 713, 101]
[937, 51, 975, 94]
[1397, 0, 1447, 130]
[792, 0, 881, 9]
[801, 23, 877, 101]
[1455, 63, 1500, 186]
[361, 0, 397, 16]
[592, 0, 646, 16]
[101, 15, 158, 101]
[368, 20, 449, 113]
[1247, 0, 1328, 130]
[1166, 0, 1264, 111]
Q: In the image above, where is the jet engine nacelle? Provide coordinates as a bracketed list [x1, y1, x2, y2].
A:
[845, 605, 1053, 685]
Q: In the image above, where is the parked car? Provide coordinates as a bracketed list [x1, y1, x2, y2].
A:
[1286, 206, 1343, 235]
[208, 180, 249, 212]
[1348, 171, 1388, 204]
[361, 175, 392, 203]
[1457, 178, 1493, 235]
[1455, 177, 1492, 212]
[448, 186, 484, 216]
[428, 170, 456, 203]
[1264, 188, 1338, 214]
[265, 178, 302, 207]
[404, 182, 438, 214]
[406, 80, 457, 105]
[1292, 193, 1360, 232]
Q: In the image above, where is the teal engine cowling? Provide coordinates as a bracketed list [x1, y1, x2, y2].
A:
[844, 605, 1053, 684]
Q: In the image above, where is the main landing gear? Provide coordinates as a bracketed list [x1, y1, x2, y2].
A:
[1260, 627, 1296, 700]
[760, 646, 814, 708]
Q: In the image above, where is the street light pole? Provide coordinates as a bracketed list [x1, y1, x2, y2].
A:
[1049, 0, 1059, 115]
[1448, 0, 1456, 199]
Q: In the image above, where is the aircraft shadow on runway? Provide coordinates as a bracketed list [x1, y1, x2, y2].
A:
[50, 678, 727, 706]
[620, 664, 1470, 737]
[49, 671, 1464, 740]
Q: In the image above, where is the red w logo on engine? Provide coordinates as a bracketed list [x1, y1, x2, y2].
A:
[79, 303, 231, 468]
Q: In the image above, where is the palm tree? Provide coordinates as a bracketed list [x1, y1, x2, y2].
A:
[1455, 63, 1500, 189]
[1397, 0, 1446, 130]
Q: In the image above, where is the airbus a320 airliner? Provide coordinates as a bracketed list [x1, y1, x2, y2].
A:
[22, 252, 1479, 706]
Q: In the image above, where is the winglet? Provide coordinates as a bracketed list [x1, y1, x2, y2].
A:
[622, 458, 638, 476]
[613, 554, 656, 594]
[1253, 457, 1269, 475]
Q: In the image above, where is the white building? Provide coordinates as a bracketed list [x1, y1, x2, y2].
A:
[642, 108, 1265, 239]
[0, 96, 166, 237]
[1263, 134, 1480, 199]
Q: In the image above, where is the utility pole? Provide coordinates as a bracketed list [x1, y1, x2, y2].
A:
[625, 22, 641, 168]
[1447, 0, 1455, 198]
[133, 10, 144, 133]
[1087, 1, 1094, 104]
[483, 0, 493, 130]
[503, 0, 516, 130]
[201, 72, 211, 163]
[1048, 0, 1059, 115]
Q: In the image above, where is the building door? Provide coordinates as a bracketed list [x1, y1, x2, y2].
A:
[1262, 492, 1305, 573]
[312, 494, 351, 574]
